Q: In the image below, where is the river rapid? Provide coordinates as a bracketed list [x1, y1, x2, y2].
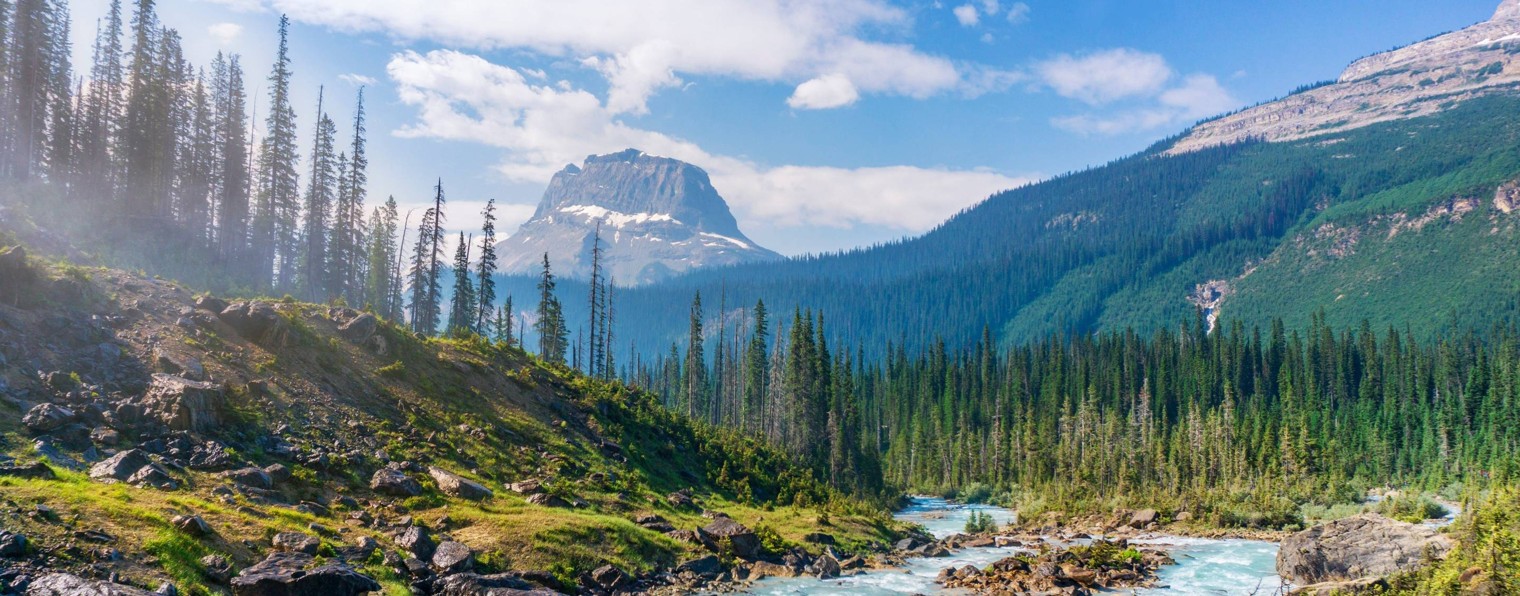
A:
[747, 497, 1283, 595]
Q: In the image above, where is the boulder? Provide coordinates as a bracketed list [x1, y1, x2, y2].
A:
[22, 403, 76, 433]
[370, 468, 421, 497]
[89, 449, 151, 481]
[127, 463, 178, 490]
[803, 532, 837, 545]
[810, 555, 841, 579]
[589, 564, 630, 590]
[1129, 509, 1159, 528]
[154, 351, 206, 381]
[0, 530, 26, 557]
[698, 517, 762, 560]
[667, 490, 695, 509]
[507, 480, 543, 495]
[1277, 514, 1453, 585]
[24, 573, 158, 595]
[425, 573, 561, 596]
[223, 467, 274, 490]
[230, 552, 381, 595]
[202, 554, 234, 583]
[1288, 577, 1390, 595]
[428, 467, 493, 501]
[338, 314, 378, 343]
[141, 374, 226, 433]
[172, 515, 213, 537]
[525, 493, 569, 508]
[272, 532, 320, 555]
[396, 526, 437, 561]
[0, 461, 55, 480]
[431, 541, 474, 573]
[677, 555, 723, 577]
[194, 296, 229, 313]
[218, 301, 290, 346]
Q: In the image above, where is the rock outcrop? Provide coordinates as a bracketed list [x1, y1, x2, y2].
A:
[1276, 514, 1452, 586]
[495, 149, 781, 285]
[24, 573, 159, 595]
[140, 374, 226, 432]
[1172, 1, 1520, 153]
[229, 552, 381, 595]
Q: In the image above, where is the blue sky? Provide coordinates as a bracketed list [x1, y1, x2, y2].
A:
[69, 0, 1504, 255]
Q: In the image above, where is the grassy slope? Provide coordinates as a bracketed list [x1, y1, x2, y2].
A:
[0, 259, 900, 595]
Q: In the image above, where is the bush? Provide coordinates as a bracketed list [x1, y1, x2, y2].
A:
[1377, 494, 1447, 524]
[965, 510, 999, 534]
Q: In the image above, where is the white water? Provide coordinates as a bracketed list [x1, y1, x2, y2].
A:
[746, 497, 1282, 595]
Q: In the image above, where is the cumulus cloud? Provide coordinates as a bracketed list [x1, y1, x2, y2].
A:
[1037, 49, 1173, 105]
[953, 4, 980, 26]
[1051, 72, 1238, 136]
[387, 50, 1031, 233]
[788, 74, 860, 110]
[213, 0, 985, 109]
[208, 22, 243, 46]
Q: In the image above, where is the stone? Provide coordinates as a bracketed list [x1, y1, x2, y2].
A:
[338, 314, 378, 343]
[0, 461, 54, 480]
[747, 561, 797, 580]
[507, 480, 543, 495]
[230, 552, 381, 595]
[127, 463, 178, 490]
[428, 466, 493, 500]
[141, 374, 226, 433]
[370, 467, 421, 497]
[1277, 514, 1453, 585]
[525, 493, 569, 508]
[218, 301, 290, 346]
[425, 573, 559, 596]
[396, 526, 437, 561]
[90, 449, 151, 481]
[1129, 509, 1159, 528]
[589, 564, 630, 590]
[698, 517, 762, 560]
[264, 464, 292, 483]
[24, 573, 158, 595]
[667, 490, 695, 509]
[803, 532, 837, 545]
[154, 351, 206, 381]
[1288, 577, 1390, 596]
[431, 541, 474, 573]
[91, 427, 122, 447]
[677, 555, 723, 577]
[194, 295, 228, 313]
[810, 555, 841, 579]
[223, 467, 274, 490]
[202, 555, 233, 583]
[1175, 511, 1194, 522]
[172, 515, 213, 537]
[0, 531, 26, 557]
[22, 403, 76, 433]
[273, 532, 320, 555]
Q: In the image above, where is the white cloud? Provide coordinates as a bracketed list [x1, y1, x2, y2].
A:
[787, 74, 860, 110]
[1052, 73, 1238, 136]
[208, 22, 243, 46]
[387, 50, 1032, 233]
[1006, 2, 1030, 24]
[214, 0, 980, 109]
[338, 73, 377, 87]
[979, 0, 1001, 15]
[953, 4, 980, 26]
[1037, 48, 1173, 105]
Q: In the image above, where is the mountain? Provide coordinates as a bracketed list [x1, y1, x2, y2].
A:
[532, 1, 1520, 360]
[0, 249, 901, 594]
[1173, 0, 1520, 153]
[496, 150, 781, 286]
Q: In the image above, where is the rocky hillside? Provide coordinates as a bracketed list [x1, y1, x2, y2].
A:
[495, 150, 781, 286]
[0, 246, 901, 595]
[1171, 0, 1520, 153]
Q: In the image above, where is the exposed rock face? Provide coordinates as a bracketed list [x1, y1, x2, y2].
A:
[229, 552, 381, 596]
[496, 149, 781, 286]
[1277, 514, 1453, 586]
[140, 374, 226, 432]
[1173, 1, 1520, 153]
[25, 572, 159, 595]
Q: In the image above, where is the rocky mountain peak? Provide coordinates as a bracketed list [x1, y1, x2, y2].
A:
[497, 150, 781, 285]
[1170, 2, 1520, 154]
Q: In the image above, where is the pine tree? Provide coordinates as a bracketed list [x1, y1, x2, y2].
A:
[5, 0, 64, 179]
[42, 1, 73, 185]
[495, 298, 514, 345]
[298, 87, 336, 300]
[212, 53, 249, 265]
[475, 198, 497, 331]
[446, 232, 478, 336]
[364, 196, 399, 319]
[76, 0, 125, 202]
[586, 223, 605, 377]
[744, 299, 769, 430]
[253, 15, 300, 291]
[686, 292, 706, 421]
[407, 203, 443, 335]
[330, 88, 366, 302]
[535, 253, 567, 363]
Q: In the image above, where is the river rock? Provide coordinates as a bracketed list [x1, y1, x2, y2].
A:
[25, 573, 158, 595]
[1129, 509, 1159, 528]
[229, 552, 381, 595]
[428, 467, 493, 500]
[1276, 514, 1452, 585]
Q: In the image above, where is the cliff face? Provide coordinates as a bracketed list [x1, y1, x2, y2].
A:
[497, 150, 781, 286]
[1170, 1, 1520, 154]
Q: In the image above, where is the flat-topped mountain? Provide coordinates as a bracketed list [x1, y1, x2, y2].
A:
[1171, 0, 1520, 153]
[496, 150, 781, 285]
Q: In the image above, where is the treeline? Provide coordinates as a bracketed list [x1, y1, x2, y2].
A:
[632, 300, 1520, 515]
[0, 0, 412, 316]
